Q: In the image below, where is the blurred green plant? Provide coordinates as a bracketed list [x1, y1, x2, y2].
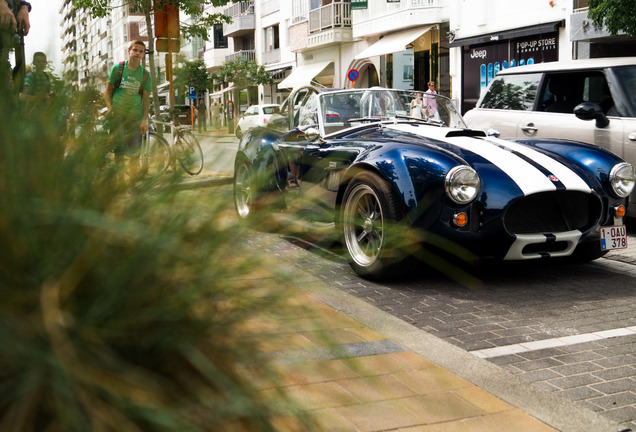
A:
[0, 91, 312, 431]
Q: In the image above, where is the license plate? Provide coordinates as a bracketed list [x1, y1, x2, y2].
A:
[600, 225, 628, 251]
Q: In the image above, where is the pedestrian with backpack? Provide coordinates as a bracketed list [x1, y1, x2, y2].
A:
[103, 39, 151, 186]
[20, 52, 52, 106]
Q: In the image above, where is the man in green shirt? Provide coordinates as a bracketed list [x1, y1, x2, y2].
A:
[104, 39, 151, 185]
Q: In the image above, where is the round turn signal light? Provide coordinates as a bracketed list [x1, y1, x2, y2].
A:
[615, 205, 626, 218]
[453, 212, 468, 227]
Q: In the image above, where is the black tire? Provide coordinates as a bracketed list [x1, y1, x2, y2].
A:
[234, 159, 255, 220]
[144, 133, 170, 175]
[340, 171, 408, 279]
[176, 131, 204, 176]
[235, 127, 242, 139]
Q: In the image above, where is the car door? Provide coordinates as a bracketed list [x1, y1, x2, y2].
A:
[516, 70, 626, 159]
[278, 94, 361, 222]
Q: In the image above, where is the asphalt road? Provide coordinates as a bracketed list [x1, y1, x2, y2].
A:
[196, 132, 636, 430]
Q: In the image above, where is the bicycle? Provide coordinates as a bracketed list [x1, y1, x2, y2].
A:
[143, 121, 204, 176]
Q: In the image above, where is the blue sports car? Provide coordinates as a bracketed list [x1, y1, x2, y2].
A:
[233, 87, 635, 279]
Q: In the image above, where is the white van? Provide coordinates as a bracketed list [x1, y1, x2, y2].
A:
[464, 57, 636, 214]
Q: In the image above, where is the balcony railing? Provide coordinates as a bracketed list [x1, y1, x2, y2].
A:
[262, 48, 280, 65]
[225, 49, 256, 63]
[224, 1, 254, 17]
[309, 2, 351, 34]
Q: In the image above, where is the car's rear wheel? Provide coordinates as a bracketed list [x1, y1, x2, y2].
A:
[341, 171, 409, 280]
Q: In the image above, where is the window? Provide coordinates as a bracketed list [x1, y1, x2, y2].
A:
[480, 73, 541, 111]
[539, 72, 609, 114]
[403, 65, 413, 81]
[213, 24, 227, 49]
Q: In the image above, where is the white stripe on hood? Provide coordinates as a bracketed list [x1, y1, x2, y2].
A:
[385, 124, 591, 196]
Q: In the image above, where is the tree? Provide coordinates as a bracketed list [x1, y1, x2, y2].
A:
[211, 59, 275, 118]
[587, 0, 636, 37]
[173, 59, 212, 101]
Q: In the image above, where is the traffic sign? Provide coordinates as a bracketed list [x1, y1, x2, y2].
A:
[188, 86, 196, 100]
[348, 69, 359, 82]
[155, 38, 180, 53]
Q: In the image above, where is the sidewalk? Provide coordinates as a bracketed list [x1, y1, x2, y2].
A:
[236, 234, 623, 432]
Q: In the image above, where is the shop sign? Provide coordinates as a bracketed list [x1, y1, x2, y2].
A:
[351, 0, 368, 10]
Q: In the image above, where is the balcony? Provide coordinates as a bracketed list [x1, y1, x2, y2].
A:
[261, 0, 280, 17]
[262, 48, 280, 65]
[223, 1, 255, 37]
[353, 0, 442, 38]
[225, 49, 256, 63]
[307, 2, 353, 49]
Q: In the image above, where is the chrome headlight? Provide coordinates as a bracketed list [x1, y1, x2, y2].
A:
[610, 162, 635, 198]
[445, 166, 481, 204]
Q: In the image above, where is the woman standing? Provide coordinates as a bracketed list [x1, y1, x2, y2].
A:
[410, 93, 423, 118]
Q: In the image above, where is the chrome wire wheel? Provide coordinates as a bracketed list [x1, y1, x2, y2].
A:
[234, 162, 253, 219]
[342, 183, 385, 268]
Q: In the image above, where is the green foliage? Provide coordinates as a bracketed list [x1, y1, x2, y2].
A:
[211, 59, 274, 90]
[588, 0, 636, 37]
[72, 0, 233, 41]
[173, 59, 212, 97]
[0, 92, 313, 431]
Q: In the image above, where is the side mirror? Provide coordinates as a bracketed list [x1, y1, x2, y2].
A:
[486, 128, 501, 138]
[574, 102, 610, 129]
[304, 127, 320, 141]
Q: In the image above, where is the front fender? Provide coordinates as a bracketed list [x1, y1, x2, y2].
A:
[342, 143, 466, 225]
[237, 128, 287, 194]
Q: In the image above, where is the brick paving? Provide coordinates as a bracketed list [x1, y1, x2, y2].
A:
[262, 232, 636, 431]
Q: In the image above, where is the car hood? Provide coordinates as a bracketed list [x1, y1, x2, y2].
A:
[383, 123, 592, 196]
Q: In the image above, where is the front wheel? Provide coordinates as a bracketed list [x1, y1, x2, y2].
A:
[235, 127, 242, 139]
[176, 131, 204, 176]
[341, 171, 409, 280]
[144, 133, 170, 175]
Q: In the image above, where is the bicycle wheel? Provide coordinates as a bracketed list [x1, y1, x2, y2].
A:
[144, 132, 171, 175]
[175, 131, 204, 176]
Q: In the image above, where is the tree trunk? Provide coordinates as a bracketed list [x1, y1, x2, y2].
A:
[143, 3, 162, 123]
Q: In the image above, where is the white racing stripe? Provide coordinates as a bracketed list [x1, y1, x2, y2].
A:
[490, 138, 591, 193]
[386, 124, 590, 195]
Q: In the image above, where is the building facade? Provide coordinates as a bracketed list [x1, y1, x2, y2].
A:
[60, 0, 636, 114]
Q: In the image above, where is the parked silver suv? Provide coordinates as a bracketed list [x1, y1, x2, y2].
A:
[464, 57, 636, 214]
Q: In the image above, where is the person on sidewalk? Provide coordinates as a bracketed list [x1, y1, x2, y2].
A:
[103, 39, 151, 185]
[211, 101, 220, 129]
[20, 51, 52, 108]
[197, 98, 207, 132]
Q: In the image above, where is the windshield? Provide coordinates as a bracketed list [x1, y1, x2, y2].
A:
[614, 66, 636, 117]
[313, 89, 467, 135]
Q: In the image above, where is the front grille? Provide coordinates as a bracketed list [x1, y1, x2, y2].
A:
[504, 191, 601, 234]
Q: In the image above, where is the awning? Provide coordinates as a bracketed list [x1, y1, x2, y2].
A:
[210, 85, 234, 97]
[278, 61, 333, 89]
[449, 20, 564, 47]
[354, 26, 434, 60]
